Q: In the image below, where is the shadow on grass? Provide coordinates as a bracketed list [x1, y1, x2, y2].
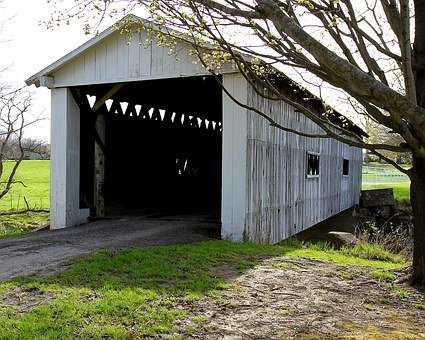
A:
[0, 241, 283, 338]
[0, 239, 409, 338]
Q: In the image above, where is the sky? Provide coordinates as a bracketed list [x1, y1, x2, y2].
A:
[0, 0, 102, 141]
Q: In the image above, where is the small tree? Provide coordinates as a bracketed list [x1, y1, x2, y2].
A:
[0, 88, 34, 203]
[47, 0, 425, 286]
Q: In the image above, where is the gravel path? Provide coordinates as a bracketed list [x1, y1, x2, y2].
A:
[0, 216, 218, 281]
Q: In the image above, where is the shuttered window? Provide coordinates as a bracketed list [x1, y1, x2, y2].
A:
[307, 152, 320, 177]
[343, 159, 350, 176]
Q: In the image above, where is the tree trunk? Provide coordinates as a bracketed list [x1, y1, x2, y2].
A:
[412, 0, 425, 287]
[414, 0, 425, 107]
[410, 155, 425, 286]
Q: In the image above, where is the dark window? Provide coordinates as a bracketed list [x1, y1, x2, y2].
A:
[307, 152, 320, 177]
[343, 159, 349, 176]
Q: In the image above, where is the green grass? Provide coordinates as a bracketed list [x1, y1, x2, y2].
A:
[0, 212, 49, 239]
[391, 286, 411, 299]
[0, 241, 282, 338]
[415, 304, 425, 310]
[0, 160, 50, 212]
[281, 240, 406, 270]
[370, 270, 397, 283]
[362, 182, 410, 202]
[0, 160, 50, 238]
[0, 240, 407, 339]
[362, 163, 411, 202]
[341, 243, 404, 264]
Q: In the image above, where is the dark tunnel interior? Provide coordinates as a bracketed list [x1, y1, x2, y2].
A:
[77, 75, 223, 220]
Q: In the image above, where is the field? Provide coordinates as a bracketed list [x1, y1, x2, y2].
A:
[0, 160, 50, 238]
[0, 160, 50, 211]
[362, 162, 411, 202]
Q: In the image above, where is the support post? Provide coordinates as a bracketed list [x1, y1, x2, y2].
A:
[50, 88, 89, 229]
[94, 113, 106, 217]
[221, 74, 248, 241]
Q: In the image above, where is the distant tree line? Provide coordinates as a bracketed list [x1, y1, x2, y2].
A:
[0, 137, 50, 160]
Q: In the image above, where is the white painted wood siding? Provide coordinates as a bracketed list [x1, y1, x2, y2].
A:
[221, 74, 248, 241]
[50, 88, 90, 228]
[245, 84, 362, 243]
[52, 30, 221, 87]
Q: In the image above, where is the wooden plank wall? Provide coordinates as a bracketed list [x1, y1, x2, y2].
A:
[53, 30, 212, 87]
[245, 84, 363, 243]
[50, 88, 90, 229]
[221, 74, 248, 241]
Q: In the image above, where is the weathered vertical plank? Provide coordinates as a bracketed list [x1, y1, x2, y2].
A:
[106, 33, 118, 80]
[128, 34, 141, 79]
[116, 33, 129, 80]
[139, 31, 152, 76]
[95, 42, 107, 82]
[84, 48, 96, 82]
[221, 73, 248, 242]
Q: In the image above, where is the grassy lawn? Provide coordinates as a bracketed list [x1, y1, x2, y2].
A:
[362, 182, 410, 202]
[0, 240, 407, 339]
[0, 160, 50, 211]
[0, 212, 49, 239]
[0, 160, 50, 238]
[362, 162, 411, 202]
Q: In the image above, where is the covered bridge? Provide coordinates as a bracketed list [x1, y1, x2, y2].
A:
[26, 16, 364, 244]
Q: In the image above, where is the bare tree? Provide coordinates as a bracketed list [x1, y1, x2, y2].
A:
[21, 139, 50, 160]
[0, 88, 34, 202]
[4, 137, 51, 160]
[47, 0, 425, 286]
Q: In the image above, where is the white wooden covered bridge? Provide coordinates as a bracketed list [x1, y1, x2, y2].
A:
[26, 15, 364, 244]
